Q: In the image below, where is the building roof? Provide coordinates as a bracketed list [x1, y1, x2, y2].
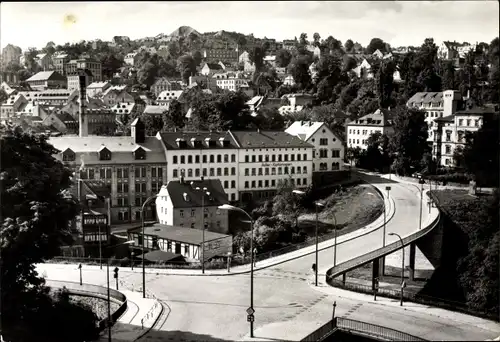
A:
[285, 121, 327, 141]
[454, 105, 499, 115]
[111, 102, 136, 114]
[82, 180, 111, 199]
[158, 131, 239, 150]
[347, 109, 393, 127]
[165, 179, 228, 209]
[26, 71, 66, 82]
[130, 223, 230, 246]
[435, 115, 455, 123]
[407, 92, 444, 105]
[230, 130, 314, 149]
[87, 81, 110, 89]
[136, 250, 184, 262]
[48, 136, 164, 154]
[203, 63, 223, 71]
[54, 112, 77, 123]
[144, 105, 167, 115]
[157, 90, 183, 101]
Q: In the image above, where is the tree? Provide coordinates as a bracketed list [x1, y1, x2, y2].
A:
[299, 33, 309, 47]
[163, 99, 184, 131]
[459, 114, 499, 186]
[1, 126, 99, 341]
[376, 59, 396, 109]
[276, 49, 292, 68]
[248, 46, 265, 72]
[345, 39, 354, 53]
[289, 56, 312, 91]
[192, 51, 203, 66]
[313, 32, 321, 46]
[141, 114, 164, 135]
[389, 107, 429, 175]
[100, 54, 124, 80]
[441, 60, 456, 90]
[359, 132, 391, 172]
[366, 38, 387, 54]
[177, 54, 197, 83]
[0, 89, 8, 103]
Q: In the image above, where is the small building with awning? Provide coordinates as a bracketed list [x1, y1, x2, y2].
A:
[128, 223, 233, 262]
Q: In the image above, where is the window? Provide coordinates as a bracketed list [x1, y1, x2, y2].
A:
[180, 156, 185, 164]
[184, 245, 190, 257]
[217, 155, 222, 163]
[203, 155, 207, 163]
[251, 168, 256, 176]
[445, 145, 451, 154]
[231, 154, 236, 162]
[252, 155, 256, 162]
[458, 119, 463, 126]
[272, 155, 276, 162]
[224, 167, 229, 176]
[251, 180, 256, 188]
[152, 167, 157, 178]
[245, 168, 249, 176]
[188, 169, 193, 177]
[173, 156, 178, 164]
[278, 155, 282, 162]
[297, 178, 301, 185]
[195, 155, 200, 163]
[224, 180, 229, 188]
[297, 154, 301, 161]
[231, 180, 236, 188]
[191, 209, 196, 217]
[188, 155, 193, 163]
[231, 167, 236, 175]
[258, 180, 262, 188]
[466, 119, 471, 126]
[258, 155, 263, 162]
[271, 167, 276, 175]
[245, 155, 249, 162]
[210, 155, 214, 163]
[203, 168, 207, 176]
[245, 181, 249, 188]
[332, 150, 340, 158]
[303, 153, 307, 161]
[320, 138, 328, 145]
[173, 169, 178, 178]
[180, 210, 184, 217]
[217, 168, 222, 176]
[278, 167, 282, 175]
[303, 166, 307, 174]
[303, 178, 307, 185]
[297, 166, 301, 174]
[210, 168, 214, 176]
[89, 169, 95, 179]
[63, 152, 75, 161]
[258, 168, 263, 175]
[224, 154, 229, 162]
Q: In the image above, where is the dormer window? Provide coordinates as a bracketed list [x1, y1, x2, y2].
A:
[98, 146, 112, 160]
[183, 192, 190, 202]
[190, 137, 198, 147]
[134, 146, 146, 160]
[176, 138, 187, 148]
[62, 148, 75, 162]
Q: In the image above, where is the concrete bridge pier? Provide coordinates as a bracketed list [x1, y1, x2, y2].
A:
[342, 273, 346, 285]
[372, 258, 381, 290]
[409, 242, 416, 281]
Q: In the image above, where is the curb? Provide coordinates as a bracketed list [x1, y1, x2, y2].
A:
[114, 181, 396, 277]
[133, 300, 165, 341]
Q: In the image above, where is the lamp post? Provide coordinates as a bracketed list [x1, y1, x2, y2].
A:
[195, 186, 209, 274]
[141, 194, 158, 299]
[388, 232, 404, 306]
[219, 204, 255, 338]
[104, 240, 134, 342]
[418, 177, 425, 230]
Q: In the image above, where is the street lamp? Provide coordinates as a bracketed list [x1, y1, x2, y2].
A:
[314, 201, 324, 286]
[104, 240, 134, 342]
[418, 177, 425, 230]
[367, 190, 389, 248]
[195, 186, 209, 274]
[388, 232, 404, 306]
[141, 194, 158, 299]
[218, 204, 255, 338]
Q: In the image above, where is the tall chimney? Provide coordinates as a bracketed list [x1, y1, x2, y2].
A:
[78, 69, 88, 137]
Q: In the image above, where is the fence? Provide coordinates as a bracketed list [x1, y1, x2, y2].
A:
[336, 318, 426, 341]
[301, 320, 337, 341]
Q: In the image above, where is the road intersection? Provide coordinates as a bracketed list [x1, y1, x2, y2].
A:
[37, 173, 500, 341]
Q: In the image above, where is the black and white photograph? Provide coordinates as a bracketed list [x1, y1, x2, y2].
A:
[0, 1, 499, 341]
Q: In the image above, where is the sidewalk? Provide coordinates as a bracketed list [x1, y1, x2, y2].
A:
[42, 188, 395, 278]
[238, 278, 500, 341]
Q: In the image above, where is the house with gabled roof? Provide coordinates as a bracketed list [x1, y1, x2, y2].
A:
[200, 62, 224, 76]
[286, 121, 345, 173]
[346, 109, 394, 150]
[26, 71, 67, 90]
[48, 118, 167, 223]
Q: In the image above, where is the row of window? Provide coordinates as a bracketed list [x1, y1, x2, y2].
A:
[244, 177, 308, 189]
[315, 162, 341, 171]
[458, 118, 480, 127]
[84, 233, 107, 242]
[348, 139, 366, 145]
[173, 154, 236, 164]
[116, 182, 161, 194]
[425, 111, 443, 118]
[244, 166, 308, 176]
[173, 167, 237, 178]
[245, 153, 308, 163]
[349, 129, 382, 135]
[116, 196, 150, 207]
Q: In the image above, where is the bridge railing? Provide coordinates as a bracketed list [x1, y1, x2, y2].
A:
[336, 317, 426, 341]
[326, 203, 441, 280]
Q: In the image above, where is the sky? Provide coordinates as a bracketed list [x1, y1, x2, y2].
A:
[1, 1, 499, 51]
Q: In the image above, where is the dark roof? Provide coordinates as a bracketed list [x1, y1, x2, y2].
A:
[205, 63, 223, 70]
[435, 115, 455, 123]
[26, 71, 66, 82]
[407, 92, 444, 105]
[347, 109, 393, 127]
[230, 130, 314, 149]
[455, 105, 499, 115]
[55, 112, 76, 123]
[82, 180, 111, 199]
[166, 179, 228, 209]
[159, 131, 239, 150]
[136, 250, 184, 262]
[129, 223, 231, 245]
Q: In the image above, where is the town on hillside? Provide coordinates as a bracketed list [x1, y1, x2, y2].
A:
[1, 8, 499, 342]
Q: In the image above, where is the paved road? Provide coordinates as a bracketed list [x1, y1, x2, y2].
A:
[37, 173, 500, 341]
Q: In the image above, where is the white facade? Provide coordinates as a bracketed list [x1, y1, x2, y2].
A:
[124, 52, 138, 66]
[346, 109, 393, 150]
[215, 78, 249, 91]
[156, 90, 184, 106]
[286, 121, 344, 172]
[237, 145, 313, 194]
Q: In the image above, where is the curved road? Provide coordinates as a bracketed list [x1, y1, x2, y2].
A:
[37, 174, 500, 341]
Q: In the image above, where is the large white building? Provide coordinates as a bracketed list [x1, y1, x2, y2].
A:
[286, 121, 345, 172]
[346, 109, 394, 150]
[231, 130, 314, 202]
[406, 90, 463, 145]
[157, 131, 241, 201]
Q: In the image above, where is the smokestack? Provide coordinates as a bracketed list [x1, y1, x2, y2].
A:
[78, 70, 88, 137]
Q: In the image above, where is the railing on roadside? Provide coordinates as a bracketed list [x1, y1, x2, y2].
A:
[301, 320, 337, 342]
[326, 193, 440, 281]
[336, 317, 426, 341]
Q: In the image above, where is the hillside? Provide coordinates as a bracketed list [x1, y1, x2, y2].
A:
[169, 26, 201, 39]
